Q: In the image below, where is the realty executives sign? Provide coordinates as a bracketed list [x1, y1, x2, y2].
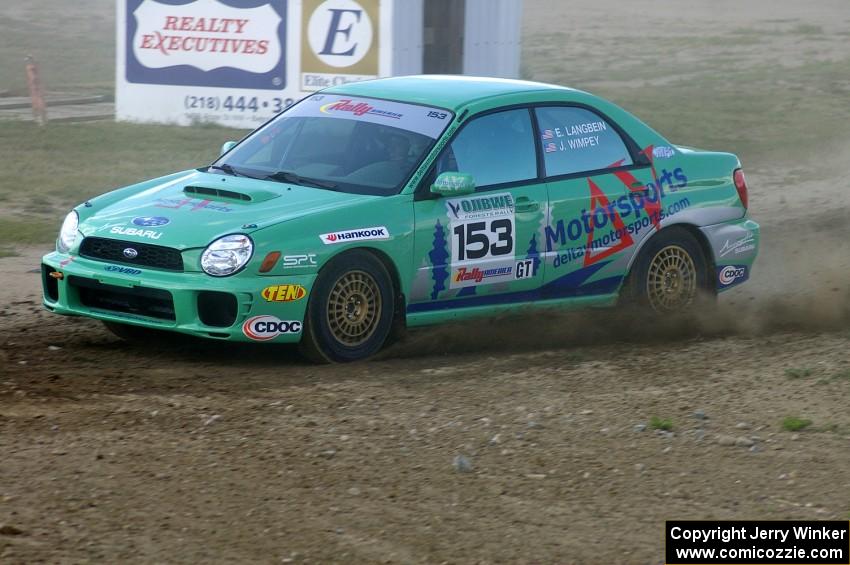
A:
[117, 0, 392, 127]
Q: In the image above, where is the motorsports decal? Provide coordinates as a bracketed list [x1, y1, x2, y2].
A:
[445, 193, 516, 289]
[546, 147, 691, 268]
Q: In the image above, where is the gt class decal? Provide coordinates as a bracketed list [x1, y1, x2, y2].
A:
[320, 227, 389, 245]
[261, 284, 306, 302]
[445, 193, 516, 289]
[242, 315, 302, 341]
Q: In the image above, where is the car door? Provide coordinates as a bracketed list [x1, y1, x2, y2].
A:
[407, 108, 547, 313]
[535, 105, 661, 297]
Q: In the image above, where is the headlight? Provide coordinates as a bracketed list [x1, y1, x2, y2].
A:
[57, 210, 79, 252]
[201, 234, 254, 277]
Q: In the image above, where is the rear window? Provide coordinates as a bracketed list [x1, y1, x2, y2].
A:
[535, 106, 632, 177]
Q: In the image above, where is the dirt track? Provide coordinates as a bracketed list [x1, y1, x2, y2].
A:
[2, 176, 849, 563]
[3, 0, 850, 563]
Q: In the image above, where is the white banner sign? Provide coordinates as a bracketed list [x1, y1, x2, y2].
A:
[116, 0, 393, 128]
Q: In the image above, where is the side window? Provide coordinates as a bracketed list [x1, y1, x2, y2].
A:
[534, 106, 633, 177]
[437, 109, 537, 189]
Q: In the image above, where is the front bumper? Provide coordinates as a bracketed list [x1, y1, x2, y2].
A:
[699, 217, 760, 292]
[41, 251, 317, 343]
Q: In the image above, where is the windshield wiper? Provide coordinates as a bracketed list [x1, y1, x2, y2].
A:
[207, 163, 254, 178]
[264, 170, 338, 190]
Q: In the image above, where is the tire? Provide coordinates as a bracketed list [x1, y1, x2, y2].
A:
[102, 320, 169, 342]
[299, 250, 396, 363]
[628, 227, 712, 314]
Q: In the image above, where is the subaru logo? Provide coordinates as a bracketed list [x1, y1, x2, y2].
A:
[123, 247, 139, 259]
[132, 216, 170, 227]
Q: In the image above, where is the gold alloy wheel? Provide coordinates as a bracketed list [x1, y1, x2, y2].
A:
[326, 270, 382, 347]
[645, 245, 698, 312]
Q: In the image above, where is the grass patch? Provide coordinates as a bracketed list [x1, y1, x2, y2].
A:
[785, 368, 813, 379]
[791, 23, 824, 35]
[782, 417, 812, 432]
[650, 417, 673, 431]
[0, 121, 246, 246]
[832, 369, 850, 381]
[0, 1, 114, 95]
[0, 247, 19, 258]
[0, 218, 58, 246]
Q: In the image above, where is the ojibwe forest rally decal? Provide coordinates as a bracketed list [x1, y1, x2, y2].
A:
[546, 146, 691, 269]
[445, 192, 517, 289]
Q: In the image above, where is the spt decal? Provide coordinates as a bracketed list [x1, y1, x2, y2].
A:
[261, 284, 307, 302]
[242, 315, 302, 341]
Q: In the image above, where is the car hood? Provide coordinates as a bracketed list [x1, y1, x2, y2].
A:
[79, 170, 377, 249]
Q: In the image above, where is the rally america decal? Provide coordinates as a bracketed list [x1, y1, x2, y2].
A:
[445, 193, 516, 289]
[320, 226, 389, 245]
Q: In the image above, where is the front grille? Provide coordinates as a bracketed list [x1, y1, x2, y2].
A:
[80, 237, 184, 271]
[70, 276, 175, 321]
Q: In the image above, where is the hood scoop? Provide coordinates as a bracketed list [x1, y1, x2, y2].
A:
[183, 185, 280, 204]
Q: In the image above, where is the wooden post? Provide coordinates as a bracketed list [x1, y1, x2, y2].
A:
[25, 55, 47, 126]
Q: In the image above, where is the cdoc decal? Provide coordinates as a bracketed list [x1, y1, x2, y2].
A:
[242, 315, 302, 340]
[126, 0, 287, 89]
[717, 265, 749, 289]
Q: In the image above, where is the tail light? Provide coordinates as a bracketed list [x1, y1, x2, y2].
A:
[733, 168, 748, 209]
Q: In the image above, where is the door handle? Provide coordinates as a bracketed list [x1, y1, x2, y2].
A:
[514, 197, 539, 213]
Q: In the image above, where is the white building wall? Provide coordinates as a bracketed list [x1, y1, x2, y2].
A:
[391, 0, 424, 76]
[463, 0, 522, 78]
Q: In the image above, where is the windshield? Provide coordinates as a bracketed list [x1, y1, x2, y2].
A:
[212, 94, 454, 196]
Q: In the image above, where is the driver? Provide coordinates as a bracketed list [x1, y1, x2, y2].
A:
[386, 134, 410, 163]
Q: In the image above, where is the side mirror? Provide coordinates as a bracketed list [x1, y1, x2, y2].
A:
[220, 141, 237, 156]
[430, 172, 476, 197]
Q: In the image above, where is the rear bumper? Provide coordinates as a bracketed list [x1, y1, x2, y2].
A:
[699, 217, 760, 292]
[41, 251, 316, 343]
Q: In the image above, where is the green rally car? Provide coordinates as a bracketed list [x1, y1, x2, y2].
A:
[42, 75, 759, 362]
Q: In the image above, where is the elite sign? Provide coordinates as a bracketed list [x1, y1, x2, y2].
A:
[116, 0, 392, 128]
